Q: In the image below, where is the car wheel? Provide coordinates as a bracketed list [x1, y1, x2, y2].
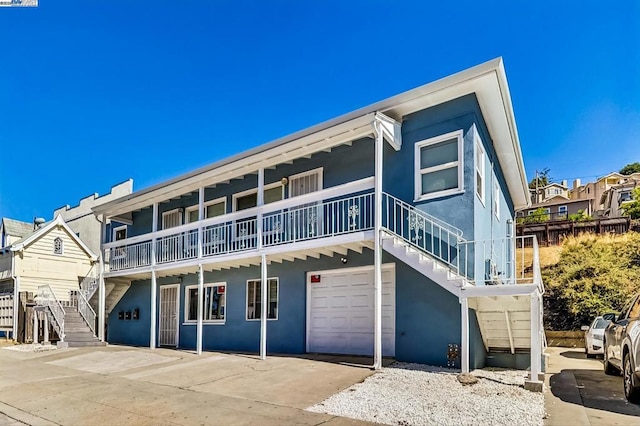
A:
[604, 344, 618, 376]
[624, 353, 640, 403]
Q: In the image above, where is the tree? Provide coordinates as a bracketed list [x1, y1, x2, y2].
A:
[524, 207, 550, 224]
[528, 168, 550, 189]
[622, 188, 640, 219]
[620, 163, 640, 175]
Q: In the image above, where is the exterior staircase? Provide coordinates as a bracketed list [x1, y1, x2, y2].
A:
[60, 305, 105, 348]
[380, 193, 544, 356]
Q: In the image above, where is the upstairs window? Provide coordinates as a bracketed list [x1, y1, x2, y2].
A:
[414, 130, 464, 201]
[53, 237, 63, 255]
[493, 182, 501, 219]
[475, 138, 485, 204]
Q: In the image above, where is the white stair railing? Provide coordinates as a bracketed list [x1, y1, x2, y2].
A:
[381, 192, 468, 276]
[72, 290, 97, 337]
[36, 285, 65, 341]
[80, 264, 99, 300]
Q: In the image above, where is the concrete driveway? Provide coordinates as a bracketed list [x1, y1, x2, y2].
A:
[0, 345, 376, 425]
[545, 347, 640, 425]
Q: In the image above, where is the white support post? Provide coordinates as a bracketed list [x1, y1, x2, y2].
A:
[529, 293, 541, 382]
[461, 297, 469, 373]
[98, 216, 106, 342]
[198, 187, 204, 259]
[373, 120, 383, 370]
[196, 264, 204, 355]
[12, 274, 19, 341]
[150, 269, 157, 349]
[150, 202, 159, 350]
[260, 253, 267, 360]
[257, 168, 264, 250]
[33, 310, 38, 345]
[43, 312, 49, 344]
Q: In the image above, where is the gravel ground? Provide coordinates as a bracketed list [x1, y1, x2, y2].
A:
[307, 362, 544, 426]
[3, 343, 57, 353]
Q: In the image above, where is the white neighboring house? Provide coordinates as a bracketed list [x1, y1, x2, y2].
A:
[0, 215, 98, 344]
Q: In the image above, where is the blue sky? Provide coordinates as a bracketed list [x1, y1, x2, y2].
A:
[0, 1, 638, 222]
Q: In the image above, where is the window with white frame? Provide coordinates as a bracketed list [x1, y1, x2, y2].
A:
[414, 130, 464, 201]
[53, 237, 63, 255]
[246, 278, 278, 320]
[475, 138, 485, 203]
[558, 205, 568, 214]
[186, 198, 227, 223]
[184, 283, 226, 323]
[112, 225, 127, 259]
[162, 209, 182, 229]
[493, 182, 500, 219]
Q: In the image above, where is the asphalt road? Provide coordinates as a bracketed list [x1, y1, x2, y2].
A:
[545, 347, 640, 425]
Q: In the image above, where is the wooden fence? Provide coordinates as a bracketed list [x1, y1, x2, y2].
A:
[517, 217, 635, 246]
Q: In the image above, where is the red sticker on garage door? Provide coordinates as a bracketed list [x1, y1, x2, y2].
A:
[310, 275, 321, 283]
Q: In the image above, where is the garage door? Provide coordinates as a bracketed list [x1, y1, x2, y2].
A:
[306, 264, 395, 356]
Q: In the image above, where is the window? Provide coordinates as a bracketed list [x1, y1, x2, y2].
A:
[112, 225, 127, 258]
[493, 182, 500, 219]
[233, 183, 284, 212]
[184, 283, 226, 323]
[53, 237, 63, 255]
[246, 278, 278, 320]
[414, 130, 463, 201]
[558, 206, 567, 213]
[629, 297, 640, 319]
[186, 198, 227, 223]
[112, 225, 127, 242]
[475, 138, 485, 204]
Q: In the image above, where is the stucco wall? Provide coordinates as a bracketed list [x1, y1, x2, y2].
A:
[108, 250, 485, 368]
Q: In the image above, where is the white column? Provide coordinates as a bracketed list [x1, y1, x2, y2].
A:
[461, 297, 469, 373]
[150, 269, 157, 349]
[196, 264, 204, 355]
[150, 203, 159, 349]
[530, 293, 541, 382]
[12, 274, 19, 341]
[257, 168, 264, 250]
[32, 310, 38, 344]
[98, 216, 107, 342]
[373, 121, 383, 370]
[198, 187, 205, 259]
[43, 312, 49, 344]
[259, 253, 267, 360]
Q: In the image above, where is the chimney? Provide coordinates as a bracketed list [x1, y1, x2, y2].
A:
[561, 180, 568, 188]
[573, 178, 581, 189]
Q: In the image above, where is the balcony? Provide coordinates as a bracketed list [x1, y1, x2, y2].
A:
[103, 179, 375, 274]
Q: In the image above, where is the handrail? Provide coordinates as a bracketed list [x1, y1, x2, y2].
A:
[80, 264, 99, 299]
[382, 193, 464, 237]
[103, 177, 374, 249]
[37, 285, 65, 341]
[74, 290, 97, 336]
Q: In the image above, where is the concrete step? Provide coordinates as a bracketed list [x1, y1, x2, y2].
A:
[59, 340, 106, 348]
[65, 334, 99, 342]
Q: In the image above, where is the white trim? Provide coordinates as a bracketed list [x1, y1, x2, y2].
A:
[158, 283, 180, 347]
[305, 263, 396, 355]
[183, 281, 226, 325]
[10, 215, 98, 260]
[287, 167, 324, 198]
[475, 128, 485, 206]
[186, 197, 227, 223]
[112, 225, 127, 242]
[162, 208, 183, 230]
[558, 205, 568, 213]
[246, 277, 279, 321]
[414, 129, 464, 202]
[232, 182, 284, 212]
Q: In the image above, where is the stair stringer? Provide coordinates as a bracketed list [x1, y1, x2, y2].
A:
[105, 279, 132, 315]
[381, 231, 467, 297]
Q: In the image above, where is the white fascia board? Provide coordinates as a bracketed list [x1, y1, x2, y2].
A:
[375, 112, 402, 151]
[94, 114, 377, 217]
[460, 283, 539, 298]
[11, 215, 98, 261]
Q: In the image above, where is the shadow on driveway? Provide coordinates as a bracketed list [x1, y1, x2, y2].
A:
[549, 367, 640, 418]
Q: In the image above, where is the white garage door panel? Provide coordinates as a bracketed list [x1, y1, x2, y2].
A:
[307, 265, 395, 357]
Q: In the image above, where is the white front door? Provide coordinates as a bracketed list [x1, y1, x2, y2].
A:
[307, 264, 395, 356]
[159, 284, 180, 347]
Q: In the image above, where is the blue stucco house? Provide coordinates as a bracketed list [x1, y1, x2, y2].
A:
[82, 58, 544, 388]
